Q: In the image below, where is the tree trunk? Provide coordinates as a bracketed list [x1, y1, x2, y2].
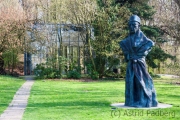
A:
[98, 57, 106, 79]
[86, 27, 96, 71]
[57, 24, 63, 78]
[158, 62, 161, 74]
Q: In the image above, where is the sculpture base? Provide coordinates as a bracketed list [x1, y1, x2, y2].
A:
[111, 103, 172, 109]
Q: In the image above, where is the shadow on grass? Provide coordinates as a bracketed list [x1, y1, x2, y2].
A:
[27, 101, 111, 108]
[0, 103, 9, 107]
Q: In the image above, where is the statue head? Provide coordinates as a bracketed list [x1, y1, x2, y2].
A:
[128, 15, 141, 34]
[129, 15, 141, 24]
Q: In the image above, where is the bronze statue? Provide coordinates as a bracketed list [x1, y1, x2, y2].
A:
[120, 15, 158, 107]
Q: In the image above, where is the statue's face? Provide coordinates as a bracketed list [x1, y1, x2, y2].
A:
[128, 21, 140, 34]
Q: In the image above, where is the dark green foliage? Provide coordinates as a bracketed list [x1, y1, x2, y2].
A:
[34, 63, 45, 79]
[141, 23, 175, 70]
[0, 56, 5, 75]
[104, 57, 122, 78]
[67, 60, 81, 79]
[117, 0, 175, 73]
[146, 46, 175, 68]
[84, 0, 175, 78]
[34, 56, 68, 79]
[68, 60, 81, 72]
[149, 72, 161, 78]
[115, 0, 137, 5]
[90, 71, 99, 80]
[141, 25, 163, 38]
[2, 49, 19, 74]
[91, 0, 130, 78]
[119, 62, 127, 78]
[86, 64, 99, 80]
[34, 63, 60, 79]
[129, 2, 155, 20]
[115, 0, 155, 20]
[67, 70, 81, 79]
[94, 0, 159, 78]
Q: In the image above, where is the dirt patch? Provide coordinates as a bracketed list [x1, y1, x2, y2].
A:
[174, 82, 180, 85]
[166, 82, 180, 85]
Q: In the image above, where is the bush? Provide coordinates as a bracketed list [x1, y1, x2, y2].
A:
[67, 70, 81, 79]
[120, 62, 127, 78]
[86, 63, 99, 80]
[149, 72, 161, 78]
[34, 56, 68, 79]
[34, 63, 45, 79]
[90, 70, 99, 80]
[34, 64, 60, 79]
[66, 60, 81, 79]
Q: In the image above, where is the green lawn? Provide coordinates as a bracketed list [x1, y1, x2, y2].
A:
[0, 75, 25, 114]
[23, 79, 180, 120]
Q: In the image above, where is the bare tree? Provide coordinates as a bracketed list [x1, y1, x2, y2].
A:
[174, 0, 180, 8]
[149, 0, 180, 43]
[148, 0, 180, 75]
[0, 0, 37, 74]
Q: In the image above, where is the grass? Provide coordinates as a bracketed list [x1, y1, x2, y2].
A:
[0, 75, 25, 114]
[22, 79, 180, 120]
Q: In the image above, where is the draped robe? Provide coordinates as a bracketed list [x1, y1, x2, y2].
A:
[120, 30, 158, 107]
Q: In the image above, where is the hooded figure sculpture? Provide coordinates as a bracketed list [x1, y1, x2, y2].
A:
[120, 15, 158, 107]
